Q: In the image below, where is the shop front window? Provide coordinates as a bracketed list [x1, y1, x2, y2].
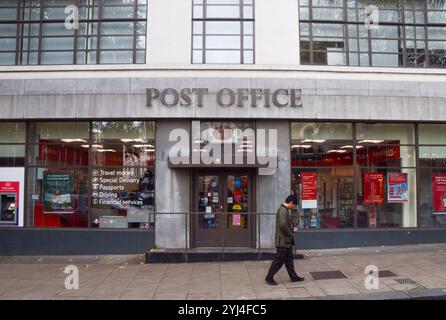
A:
[26, 121, 155, 229]
[27, 122, 90, 228]
[418, 124, 446, 227]
[291, 122, 354, 229]
[90, 121, 155, 229]
[91, 167, 155, 229]
[291, 122, 418, 230]
[28, 167, 89, 228]
[356, 123, 417, 228]
[0, 123, 26, 166]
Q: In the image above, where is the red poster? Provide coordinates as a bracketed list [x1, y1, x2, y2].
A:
[432, 174, 446, 214]
[363, 172, 384, 205]
[301, 172, 317, 208]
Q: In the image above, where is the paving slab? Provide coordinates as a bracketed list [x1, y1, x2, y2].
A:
[1, 244, 446, 300]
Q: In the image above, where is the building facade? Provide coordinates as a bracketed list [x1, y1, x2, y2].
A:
[1, 0, 446, 255]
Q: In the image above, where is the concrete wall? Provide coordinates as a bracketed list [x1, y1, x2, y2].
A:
[1, 74, 446, 121]
[255, 0, 300, 66]
[256, 120, 291, 248]
[155, 120, 191, 248]
[147, 0, 192, 65]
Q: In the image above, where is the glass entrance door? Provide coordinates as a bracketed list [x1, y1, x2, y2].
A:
[193, 171, 253, 247]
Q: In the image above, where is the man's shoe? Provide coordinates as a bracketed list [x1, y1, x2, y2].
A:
[265, 278, 278, 286]
[291, 276, 305, 282]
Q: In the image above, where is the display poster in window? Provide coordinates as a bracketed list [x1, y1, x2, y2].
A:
[301, 172, 317, 209]
[363, 172, 384, 205]
[43, 172, 74, 213]
[232, 214, 241, 226]
[432, 174, 446, 214]
[0, 181, 19, 225]
[387, 173, 408, 203]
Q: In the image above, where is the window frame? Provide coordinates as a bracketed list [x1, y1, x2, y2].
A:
[191, 0, 255, 64]
[0, 0, 147, 65]
[298, 0, 446, 68]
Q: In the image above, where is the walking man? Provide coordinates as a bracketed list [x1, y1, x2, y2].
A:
[265, 194, 304, 285]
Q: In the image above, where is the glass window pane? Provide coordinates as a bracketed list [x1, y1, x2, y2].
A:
[101, 22, 134, 35]
[42, 23, 74, 36]
[91, 167, 155, 229]
[206, 5, 240, 18]
[357, 168, 417, 228]
[357, 145, 416, 167]
[291, 167, 354, 229]
[243, 50, 253, 63]
[419, 169, 446, 227]
[243, 5, 253, 19]
[41, 37, 74, 50]
[0, 123, 26, 143]
[102, 6, 135, 19]
[356, 124, 415, 144]
[371, 53, 399, 67]
[206, 36, 240, 49]
[0, 38, 16, 51]
[0, 145, 25, 166]
[100, 51, 133, 63]
[0, 52, 15, 65]
[419, 146, 446, 167]
[243, 21, 253, 35]
[291, 122, 353, 141]
[41, 52, 74, 64]
[193, 50, 203, 63]
[193, 5, 203, 19]
[193, 21, 203, 34]
[92, 144, 155, 167]
[100, 36, 134, 49]
[419, 124, 446, 144]
[205, 50, 241, 63]
[29, 122, 89, 143]
[193, 36, 203, 49]
[28, 168, 89, 228]
[205, 21, 240, 34]
[92, 121, 155, 142]
[0, 24, 17, 37]
[243, 35, 253, 49]
[28, 144, 90, 167]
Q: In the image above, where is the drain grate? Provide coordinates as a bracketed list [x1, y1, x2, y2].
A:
[379, 270, 398, 278]
[310, 270, 347, 280]
[394, 278, 417, 285]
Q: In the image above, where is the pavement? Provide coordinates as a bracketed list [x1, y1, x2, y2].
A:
[1, 243, 446, 300]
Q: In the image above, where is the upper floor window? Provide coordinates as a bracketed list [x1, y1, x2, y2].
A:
[0, 0, 147, 65]
[299, 0, 446, 68]
[192, 0, 254, 64]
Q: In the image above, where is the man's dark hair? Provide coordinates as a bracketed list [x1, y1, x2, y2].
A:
[285, 194, 298, 205]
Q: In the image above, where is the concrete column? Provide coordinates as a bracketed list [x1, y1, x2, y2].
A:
[155, 120, 191, 249]
[256, 120, 291, 248]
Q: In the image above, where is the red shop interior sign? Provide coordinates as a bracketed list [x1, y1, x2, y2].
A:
[363, 172, 384, 205]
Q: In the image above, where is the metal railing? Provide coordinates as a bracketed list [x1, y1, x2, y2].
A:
[151, 212, 280, 253]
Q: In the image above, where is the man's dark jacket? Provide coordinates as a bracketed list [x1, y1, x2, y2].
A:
[275, 204, 295, 248]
